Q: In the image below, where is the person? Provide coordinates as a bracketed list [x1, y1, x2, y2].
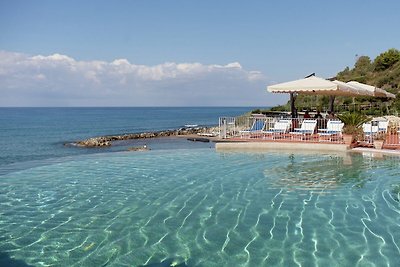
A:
[303, 110, 311, 118]
[314, 111, 323, 119]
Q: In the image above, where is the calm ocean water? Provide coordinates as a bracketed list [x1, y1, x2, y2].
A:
[1, 107, 400, 266]
[0, 107, 254, 170]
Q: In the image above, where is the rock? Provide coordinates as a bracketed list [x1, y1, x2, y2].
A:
[76, 137, 111, 147]
[187, 137, 210, 142]
[72, 126, 216, 147]
[127, 145, 150, 152]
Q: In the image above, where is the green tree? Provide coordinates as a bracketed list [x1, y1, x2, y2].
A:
[336, 66, 351, 81]
[354, 56, 372, 76]
[374, 48, 400, 71]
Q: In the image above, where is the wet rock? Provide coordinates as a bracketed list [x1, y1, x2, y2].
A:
[76, 137, 111, 147]
[72, 126, 216, 147]
[187, 137, 210, 142]
[127, 145, 150, 152]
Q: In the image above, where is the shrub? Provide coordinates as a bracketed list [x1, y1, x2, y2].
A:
[337, 112, 371, 140]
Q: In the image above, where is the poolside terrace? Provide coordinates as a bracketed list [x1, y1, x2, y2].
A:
[217, 115, 400, 150]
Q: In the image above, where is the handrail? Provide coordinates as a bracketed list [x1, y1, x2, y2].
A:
[218, 116, 400, 148]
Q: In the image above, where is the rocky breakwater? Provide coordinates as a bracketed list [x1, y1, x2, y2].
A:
[73, 126, 217, 148]
[75, 137, 112, 147]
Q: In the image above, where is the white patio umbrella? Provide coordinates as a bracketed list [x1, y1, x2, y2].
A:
[267, 76, 377, 97]
[331, 80, 374, 97]
[347, 81, 395, 98]
[267, 76, 395, 116]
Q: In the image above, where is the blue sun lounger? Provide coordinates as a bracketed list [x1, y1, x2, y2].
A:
[240, 119, 266, 138]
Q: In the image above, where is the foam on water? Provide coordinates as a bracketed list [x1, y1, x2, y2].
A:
[0, 149, 400, 266]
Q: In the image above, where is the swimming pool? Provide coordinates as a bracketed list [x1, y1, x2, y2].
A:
[0, 149, 399, 266]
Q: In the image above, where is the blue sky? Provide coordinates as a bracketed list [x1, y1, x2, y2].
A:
[0, 0, 399, 106]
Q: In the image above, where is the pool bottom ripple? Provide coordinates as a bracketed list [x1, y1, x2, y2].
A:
[0, 149, 400, 266]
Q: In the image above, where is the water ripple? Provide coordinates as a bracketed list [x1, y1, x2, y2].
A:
[1, 150, 400, 266]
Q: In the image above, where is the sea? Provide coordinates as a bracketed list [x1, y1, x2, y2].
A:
[0, 107, 253, 172]
[1, 107, 400, 267]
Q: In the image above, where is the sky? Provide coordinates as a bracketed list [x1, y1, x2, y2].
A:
[0, 0, 399, 107]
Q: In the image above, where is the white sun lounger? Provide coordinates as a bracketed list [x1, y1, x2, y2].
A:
[290, 119, 317, 140]
[377, 120, 389, 133]
[318, 120, 344, 141]
[362, 122, 379, 143]
[262, 119, 291, 138]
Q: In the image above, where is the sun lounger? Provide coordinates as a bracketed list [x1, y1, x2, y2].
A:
[362, 122, 379, 143]
[377, 120, 388, 133]
[362, 122, 378, 135]
[262, 119, 291, 139]
[290, 119, 317, 140]
[318, 120, 344, 141]
[239, 119, 266, 138]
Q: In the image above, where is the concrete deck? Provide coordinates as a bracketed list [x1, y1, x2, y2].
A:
[350, 147, 400, 157]
[215, 140, 400, 157]
[215, 141, 348, 152]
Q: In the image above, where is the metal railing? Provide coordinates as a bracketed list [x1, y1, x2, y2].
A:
[360, 120, 400, 149]
[218, 116, 400, 149]
[219, 117, 236, 139]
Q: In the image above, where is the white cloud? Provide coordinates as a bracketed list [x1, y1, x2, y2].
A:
[0, 50, 287, 106]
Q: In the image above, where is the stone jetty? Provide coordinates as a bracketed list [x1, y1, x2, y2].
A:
[71, 126, 218, 147]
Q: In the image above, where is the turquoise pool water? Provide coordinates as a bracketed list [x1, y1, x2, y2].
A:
[1, 149, 400, 266]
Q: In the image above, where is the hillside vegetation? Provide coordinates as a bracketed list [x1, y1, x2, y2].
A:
[268, 48, 400, 115]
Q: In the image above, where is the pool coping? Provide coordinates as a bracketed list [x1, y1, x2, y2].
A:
[215, 141, 348, 152]
[215, 141, 400, 156]
[349, 147, 400, 157]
